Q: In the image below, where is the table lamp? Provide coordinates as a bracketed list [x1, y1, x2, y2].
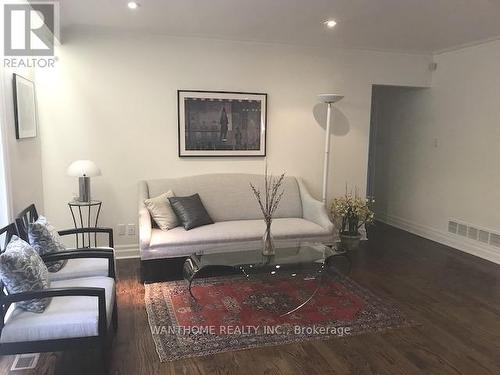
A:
[67, 160, 101, 202]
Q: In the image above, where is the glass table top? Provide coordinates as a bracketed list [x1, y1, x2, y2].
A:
[188, 240, 346, 276]
[183, 240, 352, 315]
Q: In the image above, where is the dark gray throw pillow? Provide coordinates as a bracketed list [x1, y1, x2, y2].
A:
[168, 194, 213, 230]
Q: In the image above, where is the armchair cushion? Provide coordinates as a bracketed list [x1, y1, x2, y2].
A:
[48, 257, 110, 282]
[28, 216, 67, 272]
[0, 236, 51, 313]
[0, 276, 115, 343]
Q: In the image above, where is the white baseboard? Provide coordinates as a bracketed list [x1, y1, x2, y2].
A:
[377, 213, 500, 265]
[114, 244, 140, 259]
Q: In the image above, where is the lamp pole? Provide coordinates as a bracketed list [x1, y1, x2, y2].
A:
[318, 94, 344, 205]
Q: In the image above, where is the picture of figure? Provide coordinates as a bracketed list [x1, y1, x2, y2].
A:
[220, 107, 229, 142]
[179, 91, 267, 156]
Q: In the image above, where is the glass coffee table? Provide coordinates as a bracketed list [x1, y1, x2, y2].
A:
[182, 240, 351, 317]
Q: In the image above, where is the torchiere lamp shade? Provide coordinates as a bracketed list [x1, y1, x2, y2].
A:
[318, 94, 344, 104]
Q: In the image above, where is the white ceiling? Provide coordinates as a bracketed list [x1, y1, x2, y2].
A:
[58, 0, 500, 54]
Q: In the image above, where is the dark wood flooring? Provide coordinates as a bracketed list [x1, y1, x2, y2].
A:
[1, 222, 500, 374]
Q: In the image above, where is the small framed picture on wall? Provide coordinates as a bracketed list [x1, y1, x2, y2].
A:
[178, 90, 267, 157]
[13, 74, 37, 139]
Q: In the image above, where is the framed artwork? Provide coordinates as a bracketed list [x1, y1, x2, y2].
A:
[13, 74, 37, 139]
[178, 90, 267, 157]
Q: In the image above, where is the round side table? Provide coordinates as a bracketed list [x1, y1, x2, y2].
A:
[68, 200, 102, 248]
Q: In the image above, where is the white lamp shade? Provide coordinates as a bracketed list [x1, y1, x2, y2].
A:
[67, 160, 101, 177]
[318, 94, 344, 104]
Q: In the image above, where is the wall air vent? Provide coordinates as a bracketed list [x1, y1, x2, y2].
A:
[478, 230, 490, 244]
[457, 224, 468, 237]
[467, 227, 479, 240]
[448, 221, 458, 234]
[490, 233, 500, 248]
[449, 219, 500, 250]
[11, 353, 39, 371]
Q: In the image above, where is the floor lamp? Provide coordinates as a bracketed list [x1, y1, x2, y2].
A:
[318, 94, 344, 204]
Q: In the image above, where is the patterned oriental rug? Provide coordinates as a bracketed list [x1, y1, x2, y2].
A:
[145, 273, 414, 361]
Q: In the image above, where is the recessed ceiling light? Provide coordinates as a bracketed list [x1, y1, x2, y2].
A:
[324, 20, 337, 29]
[127, 1, 139, 10]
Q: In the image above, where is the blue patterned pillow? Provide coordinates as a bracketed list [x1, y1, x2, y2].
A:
[28, 216, 67, 272]
[0, 236, 51, 313]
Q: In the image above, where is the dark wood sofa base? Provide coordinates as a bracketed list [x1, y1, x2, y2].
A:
[141, 257, 257, 284]
[140, 257, 188, 283]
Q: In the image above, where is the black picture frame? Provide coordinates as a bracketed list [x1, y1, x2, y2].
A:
[178, 90, 267, 157]
[13, 74, 37, 140]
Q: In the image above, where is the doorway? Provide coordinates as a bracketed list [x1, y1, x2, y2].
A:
[366, 84, 428, 219]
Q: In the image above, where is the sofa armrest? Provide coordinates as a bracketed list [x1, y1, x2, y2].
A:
[297, 179, 334, 233]
[138, 181, 152, 253]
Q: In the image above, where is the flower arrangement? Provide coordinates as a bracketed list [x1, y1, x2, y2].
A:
[250, 165, 285, 255]
[331, 188, 375, 237]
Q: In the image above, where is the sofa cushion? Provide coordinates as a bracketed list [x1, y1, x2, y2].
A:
[145, 218, 332, 258]
[0, 276, 115, 343]
[145, 174, 302, 222]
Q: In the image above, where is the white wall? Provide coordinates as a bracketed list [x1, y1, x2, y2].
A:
[0, 66, 44, 220]
[35, 28, 432, 252]
[373, 39, 500, 264]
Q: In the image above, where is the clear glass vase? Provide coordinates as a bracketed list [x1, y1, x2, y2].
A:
[262, 220, 275, 256]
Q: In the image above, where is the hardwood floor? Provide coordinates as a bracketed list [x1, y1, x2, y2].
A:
[1, 222, 500, 374]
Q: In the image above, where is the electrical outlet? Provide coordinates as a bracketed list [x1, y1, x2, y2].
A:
[127, 224, 136, 236]
[117, 224, 126, 236]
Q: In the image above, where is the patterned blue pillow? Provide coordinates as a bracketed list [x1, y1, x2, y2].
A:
[28, 216, 67, 272]
[0, 236, 51, 313]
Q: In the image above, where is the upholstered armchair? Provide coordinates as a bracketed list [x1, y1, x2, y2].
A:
[15, 204, 115, 281]
[0, 222, 117, 364]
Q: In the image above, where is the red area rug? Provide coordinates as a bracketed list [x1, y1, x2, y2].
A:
[145, 273, 414, 361]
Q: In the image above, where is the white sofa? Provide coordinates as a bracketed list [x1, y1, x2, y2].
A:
[139, 174, 333, 263]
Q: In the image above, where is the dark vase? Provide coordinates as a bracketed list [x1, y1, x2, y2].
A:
[339, 233, 362, 252]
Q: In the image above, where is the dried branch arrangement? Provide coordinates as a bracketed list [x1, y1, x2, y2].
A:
[250, 165, 286, 225]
